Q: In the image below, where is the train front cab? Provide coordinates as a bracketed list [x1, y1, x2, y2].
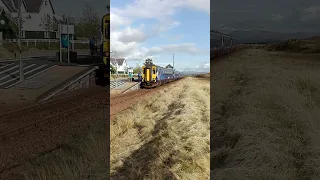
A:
[96, 12, 109, 86]
[141, 65, 157, 88]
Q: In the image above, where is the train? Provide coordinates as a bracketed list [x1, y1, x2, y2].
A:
[95, 10, 110, 85]
[211, 46, 237, 58]
[140, 59, 183, 88]
[211, 30, 237, 59]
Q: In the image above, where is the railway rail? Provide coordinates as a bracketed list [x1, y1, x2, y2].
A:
[0, 98, 106, 141]
[0, 91, 107, 176]
[110, 78, 183, 117]
[0, 78, 182, 177]
[0, 87, 107, 141]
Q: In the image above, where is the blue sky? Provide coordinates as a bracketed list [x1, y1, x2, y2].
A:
[110, 0, 210, 72]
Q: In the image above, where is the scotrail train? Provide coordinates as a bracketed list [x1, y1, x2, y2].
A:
[95, 9, 109, 85]
[140, 59, 182, 88]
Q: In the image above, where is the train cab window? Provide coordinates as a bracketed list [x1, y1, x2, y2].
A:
[153, 69, 156, 74]
[104, 20, 109, 38]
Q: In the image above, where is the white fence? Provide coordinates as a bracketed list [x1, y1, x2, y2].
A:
[1, 39, 102, 48]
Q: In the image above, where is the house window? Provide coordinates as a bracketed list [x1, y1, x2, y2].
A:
[44, 31, 49, 38]
[25, 31, 45, 39]
[21, 31, 25, 38]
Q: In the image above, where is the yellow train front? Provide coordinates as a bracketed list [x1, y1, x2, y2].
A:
[96, 11, 109, 85]
[140, 59, 182, 88]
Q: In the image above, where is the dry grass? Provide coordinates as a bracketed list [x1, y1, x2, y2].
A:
[212, 48, 320, 179]
[196, 73, 210, 79]
[266, 37, 320, 53]
[20, 118, 107, 180]
[110, 77, 210, 179]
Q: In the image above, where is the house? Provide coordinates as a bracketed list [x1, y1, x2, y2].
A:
[0, 0, 60, 39]
[110, 58, 128, 74]
[166, 64, 173, 69]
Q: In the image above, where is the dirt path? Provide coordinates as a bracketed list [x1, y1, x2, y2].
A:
[212, 48, 320, 179]
[110, 77, 210, 179]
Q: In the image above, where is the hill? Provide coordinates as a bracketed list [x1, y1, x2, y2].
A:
[228, 30, 319, 44]
[266, 36, 320, 53]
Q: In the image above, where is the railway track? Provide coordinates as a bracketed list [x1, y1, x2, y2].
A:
[0, 90, 107, 177]
[110, 89, 150, 105]
[0, 87, 107, 141]
[0, 79, 182, 177]
[110, 79, 184, 117]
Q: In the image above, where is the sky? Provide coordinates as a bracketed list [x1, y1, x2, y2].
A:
[52, 0, 107, 18]
[211, 0, 320, 33]
[110, 0, 210, 72]
[52, 0, 210, 72]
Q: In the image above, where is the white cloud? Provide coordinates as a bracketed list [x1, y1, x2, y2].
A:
[112, 0, 209, 20]
[195, 62, 210, 69]
[151, 17, 181, 34]
[111, 42, 205, 61]
[147, 43, 204, 55]
[110, 13, 132, 29]
[117, 27, 148, 43]
[110, 0, 209, 61]
[301, 5, 320, 21]
[271, 13, 284, 22]
[203, 62, 210, 68]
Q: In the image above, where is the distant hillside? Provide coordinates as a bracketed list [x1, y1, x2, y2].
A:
[266, 36, 320, 53]
[228, 30, 319, 44]
[196, 73, 210, 78]
[180, 71, 209, 75]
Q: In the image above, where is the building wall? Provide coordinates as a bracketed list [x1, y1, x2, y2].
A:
[117, 61, 127, 72]
[5, 0, 57, 39]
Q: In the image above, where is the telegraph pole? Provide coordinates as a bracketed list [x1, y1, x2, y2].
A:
[67, 17, 70, 63]
[114, 51, 118, 89]
[173, 53, 174, 73]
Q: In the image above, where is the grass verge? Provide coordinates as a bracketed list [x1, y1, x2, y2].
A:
[111, 77, 210, 179]
[21, 118, 107, 180]
[212, 48, 320, 180]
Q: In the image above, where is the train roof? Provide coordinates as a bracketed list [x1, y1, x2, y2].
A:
[143, 63, 180, 73]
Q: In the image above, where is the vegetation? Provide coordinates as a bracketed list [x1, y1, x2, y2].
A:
[212, 48, 320, 179]
[1, 4, 100, 57]
[110, 65, 116, 74]
[266, 37, 320, 53]
[133, 63, 142, 74]
[75, 4, 101, 38]
[110, 78, 210, 179]
[22, 119, 107, 180]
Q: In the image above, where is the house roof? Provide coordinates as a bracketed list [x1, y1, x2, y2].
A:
[166, 64, 173, 68]
[1, 0, 55, 13]
[111, 58, 125, 66]
[24, 0, 43, 12]
[2, 0, 20, 12]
